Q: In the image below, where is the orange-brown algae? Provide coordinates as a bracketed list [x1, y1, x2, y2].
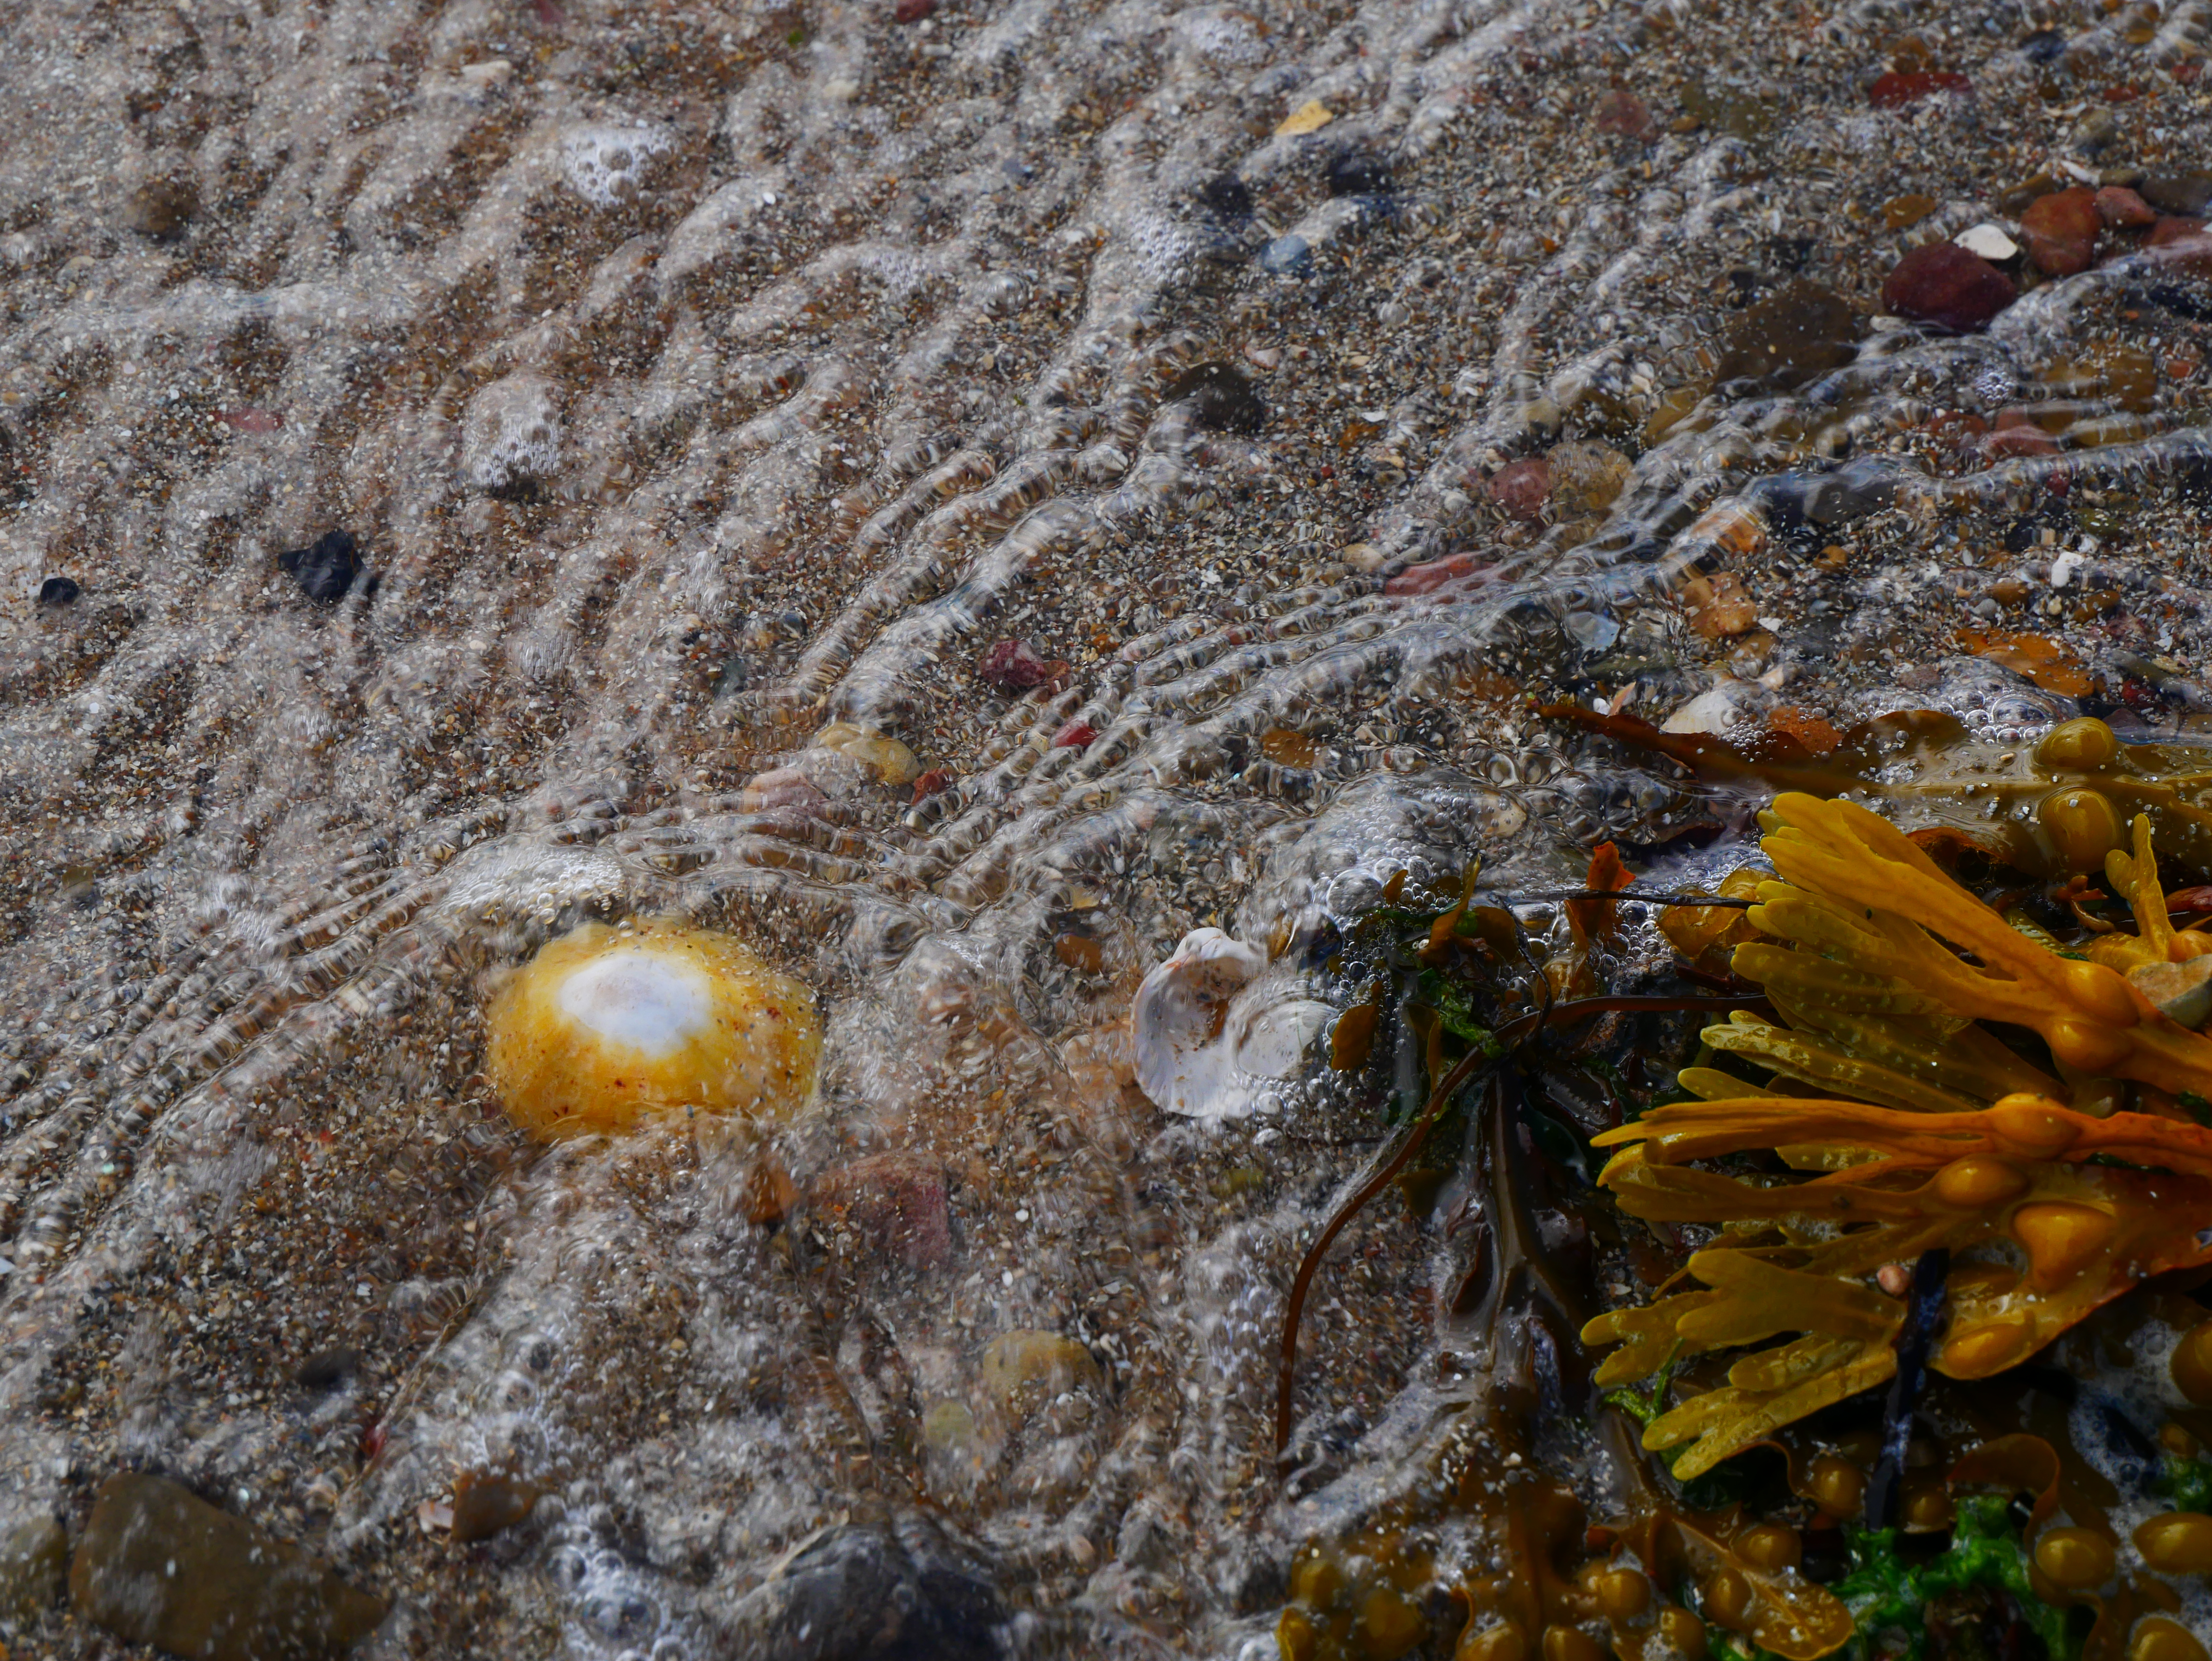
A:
[484, 919, 821, 1140]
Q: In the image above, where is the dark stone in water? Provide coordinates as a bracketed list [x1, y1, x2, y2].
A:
[70, 1473, 386, 1661]
[1198, 172, 1251, 219]
[1711, 279, 1859, 393]
[1163, 361, 1265, 433]
[2020, 185, 2100, 277]
[0, 1513, 66, 1622]
[293, 1347, 360, 1389]
[1324, 149, 1391, 197]
[122, 180, 197, 242]
[2142, 172, 2212, 217]
[38, 575, 79, 606]
[449, 1472, 541, 1544]
[716, 1517, 999, 1661]
[1881, 242, 2015, 332]
[278, 531, 363, 602]
[2021, 28, 2067, 63]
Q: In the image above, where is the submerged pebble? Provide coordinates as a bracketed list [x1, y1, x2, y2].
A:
[277, 531, 363, 603]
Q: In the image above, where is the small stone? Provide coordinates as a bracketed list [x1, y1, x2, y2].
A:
[448, 1472, 541, 1544]
[1678, 82, 1772, 139]
[1882, 193, 1939, 230]
[1275, 100, 1333, 137]
[1198, 173, 1251, 219]
[2142, 173, 2212, 217]
[1258, 235, 1311, 276]
[1710, 279, 1859, 393]
[1162, 361, 1265, 433]
[1867, 69, 1973, 108]
[70, 1473, 385, 1661]
[1593, 88, 1657, 141]
[739, 766, 829, 814]
[1545, 440, 1632, 516]
[2019, 186, 2100, 276]
[457, 58, 513, 91]
[2148, 217, 2212, 276]
[1323, 149, 1390, 198]
[977, 638, 1066, 695]
[1485, 458, 1551, 522]
[1881, 242, 2015, 332]
[1953, 223, 2019, 262]
[978, 1330, 1104, 1418]
[1050, 719, 1096, 750]
[121, 179, 197, 242]
[814, 722, 922, 787]
[278, 531, 364, 603]
[2068, 108, 2118, 155]
[1383, 551, 1488, 597]
[37, 575, 79, 606]
[0, 1513, 66, 1623]
[911, 767, 951, 803]
[293, 1347, 360, 1389]
[2021, 29, 2067, 64]
[2095, 185, 2157, 228]
[893, 0, 935, 20]
[1982, 416, 2060, 461]
[1680, 573, 1758, 638]
[812, 1153, 952, 1270]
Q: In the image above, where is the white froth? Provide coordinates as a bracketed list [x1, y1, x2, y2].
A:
[555, 948, 714, 1056]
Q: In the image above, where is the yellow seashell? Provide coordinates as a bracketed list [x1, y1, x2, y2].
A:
[485, 919, 821, 1141]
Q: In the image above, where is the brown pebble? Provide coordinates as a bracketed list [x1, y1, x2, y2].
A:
[812, 1153, 953, 1270]
[70, 1473, 385, 1661]
[1711, 280, 1859, 392]
[449, 1472, 541, 1544]
[0, 1513, 66, 1623]
[2095, 185, 2157, 227]
[121, 179, 197, 242]
[2020, 186, 2101, 276]
[2148, 216, 2212, 276]
[1593, 88, 1657, 142]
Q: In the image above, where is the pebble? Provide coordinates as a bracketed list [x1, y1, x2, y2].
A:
[1593, 88, 1658, 142]
[1382, 551, 1489, 597]
[448, 1472, 541, 1544]
[121, 179, 197, 242]
[893, 0, 936, 20]
[1050, 719, 1096, 751]
[0, 1512, 65, 1623]
[1259, 235, 1312, 277]
[1198, 172, 1252, 220]
[70, 1473, 386, 1661]
[2143, 173, 2212, 217]
[2019, 186, 2100, 277]
[1710, 280, 1858, 393]
[977, 638, 1066, 694]
[1867, 69, 1973, 108]
[1485, 457, 1551, 521]
[1545, 440, 1632, 516]
[37, 574, 79, 606]
[910, 767, 951, 802]
[293, 1346, 361, 1389]
[1881, 241, 2015, 332]
[1161, 361, 1265, 433]
[2148, 217, 2212, 276]
[1323, 149, 1391, 198]
[740, 766, 829, 813]
[2095, 185, 2157, 228]
[719, 1520, 1000, 1661]
[979, 1330, 1104, 1417]
[278, 530, 364, 603]
[815, 722, 922, 787]
[811, 1153, 952, 1270]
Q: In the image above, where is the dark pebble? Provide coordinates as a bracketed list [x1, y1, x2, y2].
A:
[976, 638, 1065, 694]
[1162, 361, 1265, 433]
[2021, 29, 2067, 64]
[2020, 186, 2100, 276]
[0, 1513, 66, 1622]
[449, 1472, 541, 1544]
[893, 0, 935, 21]
[38, 575, 79, 606]
[121, 180, 198, 242]
[1323, 149, 1391, 198]
[1711, 279, 1860, 393]
[1198, 172, 1252, 219]
[716, 1517, 999, 1661]
[278, 531, 363, 603]
[2143, 173, 2212, 217]
[812, 1153, 953, 1270]
[1867, 69, 1973, 108]
[2148, 216, 2212, 276]
[70, 1473, 386, 1661]
[1881, 242, 2015, 332]
[910, 767, 951, 803]
[1259, 235, 1311, 276]
[293, 1347, 360, 1389]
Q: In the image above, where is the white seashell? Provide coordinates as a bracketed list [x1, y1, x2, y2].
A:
[1132, 929, 1270, 1117]
[1954, 223, 2019, 262]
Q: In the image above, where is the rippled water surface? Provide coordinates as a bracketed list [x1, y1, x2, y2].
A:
[5, 0, 2212, 1653]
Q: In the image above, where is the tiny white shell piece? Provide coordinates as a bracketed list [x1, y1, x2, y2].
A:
[1954, 223, 2019, 262]
[1132, 929, 1268, 1116]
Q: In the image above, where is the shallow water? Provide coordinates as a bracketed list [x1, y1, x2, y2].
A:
[3, 0, 2212, 1654]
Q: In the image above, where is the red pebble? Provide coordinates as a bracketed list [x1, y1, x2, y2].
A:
[1881, 242, 2015, 332]
[1051, 719, 1096, 750]
[1867, 69, 1973, 108]
[1981, 422, 2059, 461]
[2095, 185, 2158, 228]
[2020, 187, 2101, 277]
[1486, 457, 1552, 522]
[2149, 216, 2212, 276]
[360, 1419, 388, 1463]
[1594, 88, 1657, 141]
[1384, 551, 1491, 596]
[911, 767, 950, 802]
[811, 1154, 952, 1270]
[977, 638, 1066, 694]
[217, 408, 283, 433]
[894, 0, 935, 19]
